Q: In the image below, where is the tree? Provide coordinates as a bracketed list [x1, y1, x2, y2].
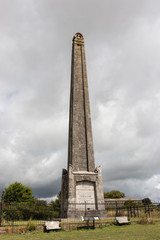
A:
[49, 192, 61, 218]
[104, 190, 125, 199]
[4, 182, 34, 203]
[124, 200, 138, 207]
[142, 198, 152, 205]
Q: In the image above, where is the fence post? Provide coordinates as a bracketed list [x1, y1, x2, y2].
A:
[137, 207, 139, 217]
[127, 207, 129, 218]
[130, 207, 132, 218]
[115, 202, 118, 217]
[144, 205, 147, 214]
[0, 191, 4, 226]
[85, 201, 87, 216]
[0, 201, 2, 226]
[148, 205, 150, 218]
[134, 207, 136, 217]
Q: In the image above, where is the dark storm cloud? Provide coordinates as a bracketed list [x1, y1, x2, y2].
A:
[0, 0, 160, 201]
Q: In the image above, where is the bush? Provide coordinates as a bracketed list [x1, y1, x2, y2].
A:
[104, 190, 125, 199]
[142, 198, 152, 205]
[3, 201, 54, 221]
[138, 215, 153, 225]
[26, 219, 36, 231]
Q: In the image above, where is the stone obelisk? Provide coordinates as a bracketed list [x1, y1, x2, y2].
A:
[61, 33, 106, 219]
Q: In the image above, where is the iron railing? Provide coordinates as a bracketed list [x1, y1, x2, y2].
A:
[0, 201, 159, 226]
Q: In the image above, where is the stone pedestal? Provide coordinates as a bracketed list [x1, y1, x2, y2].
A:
[61, 165, 106, 219]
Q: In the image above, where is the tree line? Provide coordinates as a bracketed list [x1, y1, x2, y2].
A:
[1, 182, 61, 220]
[1, 182, 153, 220]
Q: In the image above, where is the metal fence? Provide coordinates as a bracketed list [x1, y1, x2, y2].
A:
[0, 202, 55, 227]
[107, 205, 155, 218]
[0, 201, 160, 226]
[67, 202, 159, 218]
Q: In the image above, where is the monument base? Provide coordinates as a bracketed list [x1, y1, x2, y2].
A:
[61, 165, 107, 219]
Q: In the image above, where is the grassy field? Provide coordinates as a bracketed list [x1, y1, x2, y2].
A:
[0, 222, 160, 240]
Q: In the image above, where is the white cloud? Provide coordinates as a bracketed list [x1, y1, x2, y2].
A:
[103, 174, 160, 202]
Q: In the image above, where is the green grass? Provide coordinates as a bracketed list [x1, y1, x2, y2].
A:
[1, 222, 160, 240]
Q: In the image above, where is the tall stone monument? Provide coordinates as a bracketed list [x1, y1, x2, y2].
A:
[61, 33, 106, 219]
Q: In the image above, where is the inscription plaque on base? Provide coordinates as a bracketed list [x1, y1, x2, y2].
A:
[76, 181, 96, 210]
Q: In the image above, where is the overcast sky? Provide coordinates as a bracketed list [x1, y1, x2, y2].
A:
[0, 0, 160, 202]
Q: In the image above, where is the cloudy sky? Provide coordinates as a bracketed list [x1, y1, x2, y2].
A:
[0, 0, 160, 202]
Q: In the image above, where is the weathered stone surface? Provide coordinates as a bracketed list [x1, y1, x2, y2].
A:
[68, 32, 95, 172]
[116, 217, 131, 225]
[76, 181, 96, 207]
[44, 221, 61, 230]
[61, 33, 106, 219]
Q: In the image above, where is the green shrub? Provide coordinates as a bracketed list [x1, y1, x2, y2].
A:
[99, 224, 104, 229]
[138, 216, 153, 225]
[26, 219, 36, 231]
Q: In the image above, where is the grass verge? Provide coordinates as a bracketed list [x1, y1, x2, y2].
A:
[0, 222, 160, 240]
